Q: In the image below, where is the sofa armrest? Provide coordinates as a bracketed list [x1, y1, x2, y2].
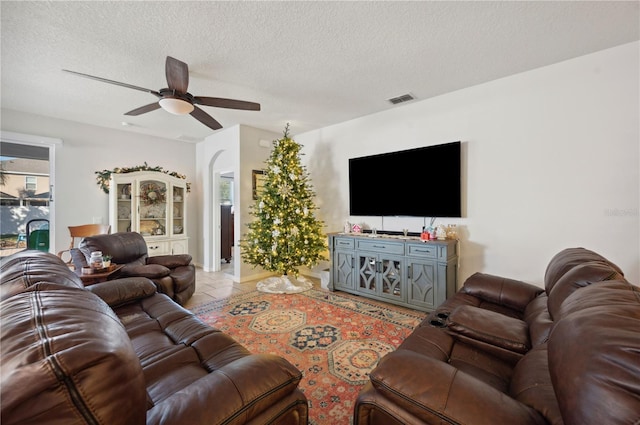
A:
[145, 354, 302, 425]
[147, 254, 192, 268]
[369, 350, 546, 425]
[462, 273, 544, 312]
[121, 263, 170, 279]
[446, 305, 530, 354]
[87, 277, 157, 307]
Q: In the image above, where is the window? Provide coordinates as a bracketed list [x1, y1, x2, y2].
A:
[25, 176, 37, 191]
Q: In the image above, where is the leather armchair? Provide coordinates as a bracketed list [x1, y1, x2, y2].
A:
[355, 248, 639, 425]
[76, 231, 195, 305]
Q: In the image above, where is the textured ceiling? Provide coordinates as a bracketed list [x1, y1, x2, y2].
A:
[1, 1, 638, 142]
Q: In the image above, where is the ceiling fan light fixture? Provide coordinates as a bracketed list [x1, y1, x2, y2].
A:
[159, 97, 194, 115]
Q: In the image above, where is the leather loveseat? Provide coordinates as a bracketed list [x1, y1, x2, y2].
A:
[1, 250, 308, 425]
[75, 231, 196, 305]
[355, 247, 640, 425]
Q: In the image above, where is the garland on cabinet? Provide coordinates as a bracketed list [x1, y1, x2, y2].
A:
[95, 162, 190, 194]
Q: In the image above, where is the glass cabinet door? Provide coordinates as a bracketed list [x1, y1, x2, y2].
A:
[115, 183, 133, 233]
[380, 258, 404, 300]
[172, 185, 185, 235]
[358, 254, 377, 294]
[138, 180, 167, 237]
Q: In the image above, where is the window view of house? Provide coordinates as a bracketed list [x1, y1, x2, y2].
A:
[0, 142, 50, 253]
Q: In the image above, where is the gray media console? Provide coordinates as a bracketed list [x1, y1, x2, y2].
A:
[328, 233, 458, 312]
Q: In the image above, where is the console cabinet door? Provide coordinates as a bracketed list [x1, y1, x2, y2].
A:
[378, 255, 405, 303]
[407, 259, 438, 310]
[357, 253, 406, 303]
[333, 249, 355, 290]
[357, 253, 378, 296]
[170, 239, 188, 255]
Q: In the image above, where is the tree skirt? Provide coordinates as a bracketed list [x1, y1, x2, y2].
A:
[257, 274, 313, 294]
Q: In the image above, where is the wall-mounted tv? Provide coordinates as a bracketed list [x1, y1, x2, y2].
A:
[349, 141, 461, 217]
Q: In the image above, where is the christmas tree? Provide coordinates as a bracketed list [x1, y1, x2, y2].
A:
[241, 124, 326, 292]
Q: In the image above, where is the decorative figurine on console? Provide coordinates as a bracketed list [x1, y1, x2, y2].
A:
[344, 220, 351, 233]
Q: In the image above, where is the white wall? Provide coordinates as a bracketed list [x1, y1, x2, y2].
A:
[0, 109, 196, 256]
[195, 125, 239, 272]
[296, 41, 640, 287]
[237, 126, 280, 280]
[3, 42, 637, 287]
[195, 124, 277, 280]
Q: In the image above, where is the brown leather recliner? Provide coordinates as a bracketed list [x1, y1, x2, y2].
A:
[76, 231, 195, 305]
[355, 248, 640, 425]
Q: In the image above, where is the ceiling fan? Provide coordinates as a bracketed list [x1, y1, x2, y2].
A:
[62, 56, 260, 130]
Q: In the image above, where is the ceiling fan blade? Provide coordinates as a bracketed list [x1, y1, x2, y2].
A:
[62, 69, 161, 97]
[194, 96, 261, 111]
[190, 106, 223, 130]
[124, 102, 161, 116]
[165, 56, 189, 93]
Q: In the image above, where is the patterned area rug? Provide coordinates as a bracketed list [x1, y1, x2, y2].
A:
[190, 288, 425, 425]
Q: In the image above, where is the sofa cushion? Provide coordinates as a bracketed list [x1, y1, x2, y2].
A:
[369, 350, 547, 425]
[121, 263, 170, 278]
[446, 305, 531, 355]
[523, 294, 553, 346]
[80, 231, 148, 265]
[399, 323, 513, 393]
[87, 276, 157, 307]
[547, 261, 625, 320]
[147, 254, 192, 268]
[548, 280, 640, 425]
[170, 265, 197, 293]
[461, 273, 544, 314]
[509, 344, 563, 425]
[543, 247, 623, 294]
[145, 354, 304, 425]
[112, 292, 304, 425]
[1, 283, 146, 425]
[0, 251, 83, 301]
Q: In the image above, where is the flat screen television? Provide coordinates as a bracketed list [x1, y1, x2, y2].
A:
[349, 141, 461, 217]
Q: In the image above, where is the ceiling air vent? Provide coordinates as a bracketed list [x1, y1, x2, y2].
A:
[387, 93, 415, 105]
[175, 134, 203, 143]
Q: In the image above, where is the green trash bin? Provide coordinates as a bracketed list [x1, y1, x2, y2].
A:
[26, 219, 50, 252]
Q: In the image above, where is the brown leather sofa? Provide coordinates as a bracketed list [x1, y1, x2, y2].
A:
[75, 231, 196, 305]
[355, 248, 640, 425]
[1, 250, 308, 425]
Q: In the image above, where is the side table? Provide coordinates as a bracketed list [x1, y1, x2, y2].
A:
[75, 264, 123, 286]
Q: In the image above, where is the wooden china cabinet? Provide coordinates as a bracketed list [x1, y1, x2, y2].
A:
[109, 171, 188, 256]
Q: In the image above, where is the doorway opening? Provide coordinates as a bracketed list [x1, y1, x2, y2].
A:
[219, 172, 234, 275]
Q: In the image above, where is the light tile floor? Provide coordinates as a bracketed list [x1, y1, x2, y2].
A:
[183, 265, 321, 310]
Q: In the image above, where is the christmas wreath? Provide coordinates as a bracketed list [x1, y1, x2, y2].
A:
[95, 162, 190, 194]
[139, 181, 166, 205]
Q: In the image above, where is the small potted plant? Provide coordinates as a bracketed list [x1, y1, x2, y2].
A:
[102, 254, 112, 268]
